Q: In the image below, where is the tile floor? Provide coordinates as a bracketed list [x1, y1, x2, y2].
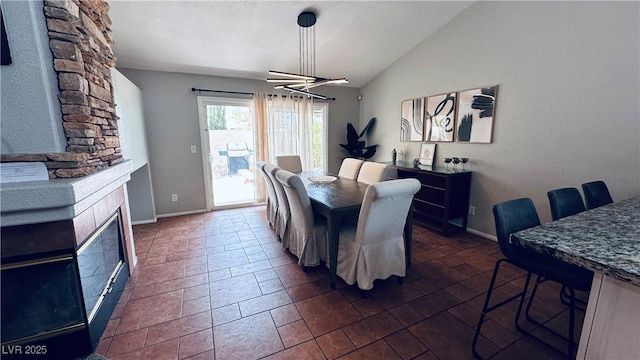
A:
[96, 206, 586, 360]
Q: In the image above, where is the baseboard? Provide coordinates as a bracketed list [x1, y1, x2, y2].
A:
[466, 227, 497, 242]
[156, 209, 209, 219]
[131, 218, 157, 226]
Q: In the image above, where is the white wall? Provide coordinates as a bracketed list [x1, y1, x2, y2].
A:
[111, 69, 156, 223]
[111, 69, 149, 171]
[360, 1, 640, 236]
[116, 69, 359, 216]
[127, 164, 156, 223]
[0, 1, 66, 154]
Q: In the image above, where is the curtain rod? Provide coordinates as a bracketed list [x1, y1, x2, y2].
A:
[190, 87, 334, 101]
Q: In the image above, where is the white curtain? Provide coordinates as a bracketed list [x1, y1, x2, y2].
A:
[266, 95, 314, 171]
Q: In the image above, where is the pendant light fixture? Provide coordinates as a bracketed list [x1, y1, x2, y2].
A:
[267, 11, 348, 100]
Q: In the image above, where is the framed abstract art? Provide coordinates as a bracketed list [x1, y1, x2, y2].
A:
[400, 97, 424, 142]
[456, 85, 498, 143]
[426, 92, 457, 142]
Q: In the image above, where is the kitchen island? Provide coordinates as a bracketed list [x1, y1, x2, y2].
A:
[512, 196, 640, 359]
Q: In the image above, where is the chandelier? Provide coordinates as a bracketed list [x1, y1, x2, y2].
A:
[267, 11, 348, 100]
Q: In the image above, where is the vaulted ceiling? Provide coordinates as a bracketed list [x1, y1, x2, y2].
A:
[109, 1, 473, 88]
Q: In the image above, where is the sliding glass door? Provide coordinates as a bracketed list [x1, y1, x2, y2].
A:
[197, 96, 256, 209]
[197, 94, 329, 210]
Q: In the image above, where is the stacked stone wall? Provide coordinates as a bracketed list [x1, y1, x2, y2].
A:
[1, 0, 122, 178]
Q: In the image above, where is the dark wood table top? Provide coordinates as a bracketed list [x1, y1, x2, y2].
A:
[298, 171, 369, 215]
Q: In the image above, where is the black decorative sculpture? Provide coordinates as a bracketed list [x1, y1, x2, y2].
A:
[339, 117, 378, 159]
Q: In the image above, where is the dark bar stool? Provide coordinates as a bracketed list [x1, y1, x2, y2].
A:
[471, 198, 593, 360]
[581, 180, 613, 210]
[548, 187, 586, 220]
[548, 188, 588, 308]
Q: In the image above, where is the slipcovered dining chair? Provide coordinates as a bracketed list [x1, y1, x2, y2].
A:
[336, 178, 420, 291]
[547, 187, 586, 221]
[581, 180, 613, 210]
[338, 158, 364, 180]
[275, 170, 327, 267]
[471, 198, 593, 360]
[276, 155, 303, 173]
[256, 161, 278, 227]
[264, 163, 290, 246]
[356, 161, 390, 184]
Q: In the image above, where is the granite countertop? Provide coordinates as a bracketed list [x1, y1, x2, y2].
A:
[512, 196, 640, 287]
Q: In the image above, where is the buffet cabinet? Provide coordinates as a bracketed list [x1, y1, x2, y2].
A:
[391, 163, 472, 236]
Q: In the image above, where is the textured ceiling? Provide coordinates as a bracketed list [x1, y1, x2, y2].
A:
[109, 1, 473, 88]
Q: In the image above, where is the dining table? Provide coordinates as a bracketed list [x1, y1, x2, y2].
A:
[511, 195, 640, 360]
[298, 171, 414, 289]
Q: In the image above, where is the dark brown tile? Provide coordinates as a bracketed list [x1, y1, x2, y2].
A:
[385, 329, 428, 360]
[207, 248, 249, 271]
[337, 339, 401, 360]
[107, 327, 148, 357]
[145, 311, 212, 347]
[351, 298, 385, 318]
[388, 303, 426, 327]
[101, 207, 583, 360]
[274, 263, 326, 288]
[116, 290, 183, 334]
[254, 268, 279, 282]
[238, 289, 292, 317]
[211, 303, 241, 326]
[139, 338, 180, 360]
[213, 312, 284, 360]
[156, 273, 209, 294]
[270, 304, 302, 327]
[259, 278, 286, 294]
[408, 289, 460, 319]
[342, 312, 404, 348]
[262, 340, 326, 360]
[277, 319, 313, 348]
[183, 284, 210, 301]
[296, 291, 362, 336]
[209, 273, 262, 309]
[316, 329, 356, 359]
[230, 259, 272, 276]
[178, 328, 214, 359]
[409, 312, 500, 360]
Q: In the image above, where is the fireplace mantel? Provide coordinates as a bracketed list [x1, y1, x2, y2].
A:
[1, 160, 133, 227]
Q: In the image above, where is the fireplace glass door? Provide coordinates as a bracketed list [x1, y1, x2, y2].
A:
[77, 212, 126, 322]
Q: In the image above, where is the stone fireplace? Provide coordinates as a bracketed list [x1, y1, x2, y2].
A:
[0, 0, 137, 358]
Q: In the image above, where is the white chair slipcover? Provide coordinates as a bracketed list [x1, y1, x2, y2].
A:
[264, 163, 290, 246]
[276, 155, 303, 173]
[356, 162, 391, 184]
[338, 158, 364, 180]
[256, 161, 278, 227]
[275, 170, 328, 267]
[336, 178, 421, 290]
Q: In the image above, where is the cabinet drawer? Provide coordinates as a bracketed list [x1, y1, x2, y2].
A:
[417, 186, 445, 205]
[415, 172, 446, 188]
[414, 199, 444, 219]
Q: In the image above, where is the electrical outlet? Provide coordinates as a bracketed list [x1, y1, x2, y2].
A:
[190, 145, 197, 153]
[171, 194, 178, 202]
[469, 205, 476, 216]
